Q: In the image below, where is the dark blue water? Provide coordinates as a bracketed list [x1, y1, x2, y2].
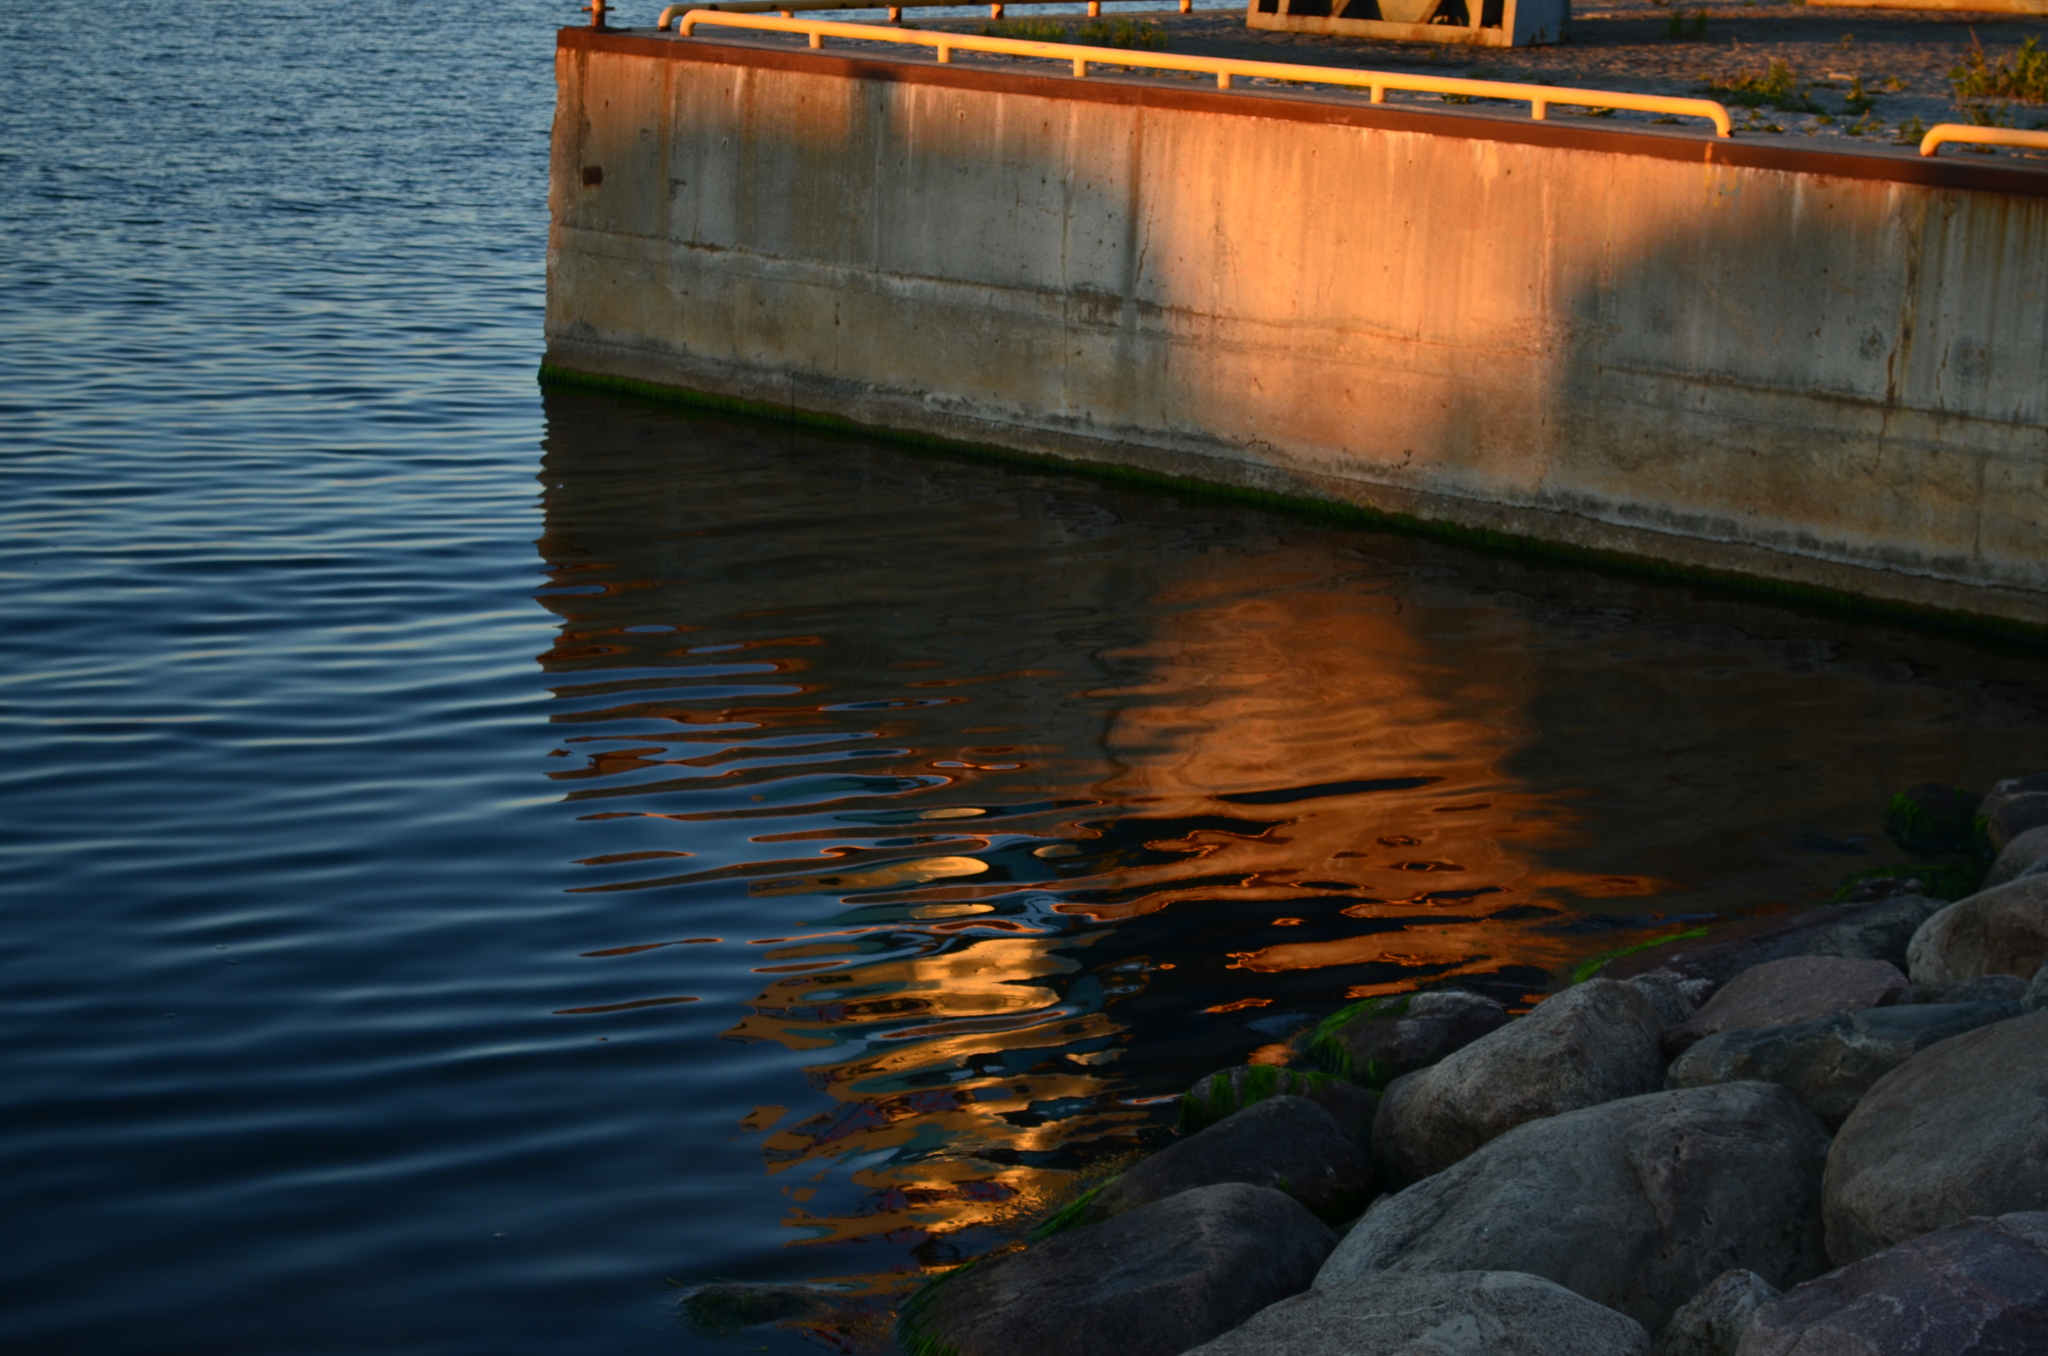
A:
[5, 2, 2048, 1353]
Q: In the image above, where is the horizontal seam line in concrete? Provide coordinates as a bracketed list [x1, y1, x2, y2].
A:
[560, 26, 2048, 199]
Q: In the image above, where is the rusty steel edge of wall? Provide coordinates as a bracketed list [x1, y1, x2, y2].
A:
[545, 29, 2048, 635]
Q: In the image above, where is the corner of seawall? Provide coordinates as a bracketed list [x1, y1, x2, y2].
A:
[535, 360, 2048, 649]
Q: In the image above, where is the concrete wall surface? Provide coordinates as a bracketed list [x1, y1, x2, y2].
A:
[545, 30, 2048, 628]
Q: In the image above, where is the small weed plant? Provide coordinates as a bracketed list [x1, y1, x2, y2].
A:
[1665, 9, 1707, 39]
[1951, 33, 2048, 103]
[981, 16, 1067, 40]
[1708, 61, 1821, 112]
[981, 16, 1169, 49]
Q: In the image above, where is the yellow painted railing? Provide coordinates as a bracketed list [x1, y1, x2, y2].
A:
[667, 9, 1734, 135]
[1919, 123, 2048, 157]
[657, 0, 1191, 25]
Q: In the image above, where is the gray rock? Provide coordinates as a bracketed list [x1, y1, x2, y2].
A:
[1371, 979, 1665, 1186]
[1184, 1271, 1650, 1356]
[1992, 796, 2048, 855]
[1654, 1270, 1780, 1356]
[1630, 971, 1702, 1027]
[1885, 783, 1984, 855]
[678, 1282, 839, 1334]
[903, 1182, 1335, 1356]
[1663, 956, 1910, 1058]
[1982, 772, 2048, 820]
[1312, 989, 1510, 1086]
[1738, 1211, 2048, 1356]
[1182, 1065, 1379, 1143]
[1321, 1082, 1831, 1334]
[1608, 894, 1949, 995]
[1983, 772, 2048, 854]
[1906, 876, 2048, 991]
[1984, 824, 2048, 890]
[1084, 1095, 1374, 1227]
[1996, 795, 2048, 846]
[1916, 973, 2029, 1005]
[2029, 965, 2048, 1012]
[1667, 1002, 2024, 1129]
[1824, 1009, 2048, 1265]
[1837, 875, 1939, 905]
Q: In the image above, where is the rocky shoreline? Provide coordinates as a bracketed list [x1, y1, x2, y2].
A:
[894, 771, 2048, 1356]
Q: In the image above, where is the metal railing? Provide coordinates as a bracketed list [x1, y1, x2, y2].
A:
[1919, 123, 2048, 158]
[664, 9, 1735, 135]
[658, 0, 1191, 24]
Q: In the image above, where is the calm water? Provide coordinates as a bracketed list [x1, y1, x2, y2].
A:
[4, 1, 2047, 1352]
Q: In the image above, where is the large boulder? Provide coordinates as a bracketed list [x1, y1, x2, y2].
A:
[1905, 876, 2048, 991]
[903, 1182, 1334, 1356]
[1630, 971, 1706, 1026]
[1080, 1095, 1374, 1227]
[1984, 824, 2048, 889]
[1667, 1001, 2023, 1129]
[1371, 979, 1665, 1186]
[1824, 1010, 2048, 1264]
[1655, 1270, 1780, 1356]
[1982, 773, 2048, 854]
[1308, 989, 1509, 1086]
[1738, 1212, 2048, 1356]
[1184, 1271, 1650, 1356]
[2029, 965, 2048, 1012]
[1320, 1082, 1831, 1334]
[1918, 973, 2028, 1004]
[1608, 894, 1950, 994]
[1181, 1065, 1378, 1143]
[1662, 956, 1909, 1058]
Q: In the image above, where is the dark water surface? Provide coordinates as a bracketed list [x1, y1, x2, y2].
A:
[5, 1, 2048, 1352]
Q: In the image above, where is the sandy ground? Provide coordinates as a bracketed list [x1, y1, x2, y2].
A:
[697, 2, 2048, 161]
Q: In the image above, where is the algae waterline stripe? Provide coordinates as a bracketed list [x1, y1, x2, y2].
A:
[557, 27, 2048, 199]
[537, 363, 2048, 647]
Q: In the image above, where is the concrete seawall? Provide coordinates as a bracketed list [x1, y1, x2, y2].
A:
[544, 28, 2048, 629]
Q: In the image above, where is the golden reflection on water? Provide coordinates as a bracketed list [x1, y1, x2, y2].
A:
[691, 543, 1697, 1280]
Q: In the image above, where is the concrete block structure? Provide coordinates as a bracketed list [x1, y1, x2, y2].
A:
[544, 29, 2048, 631]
